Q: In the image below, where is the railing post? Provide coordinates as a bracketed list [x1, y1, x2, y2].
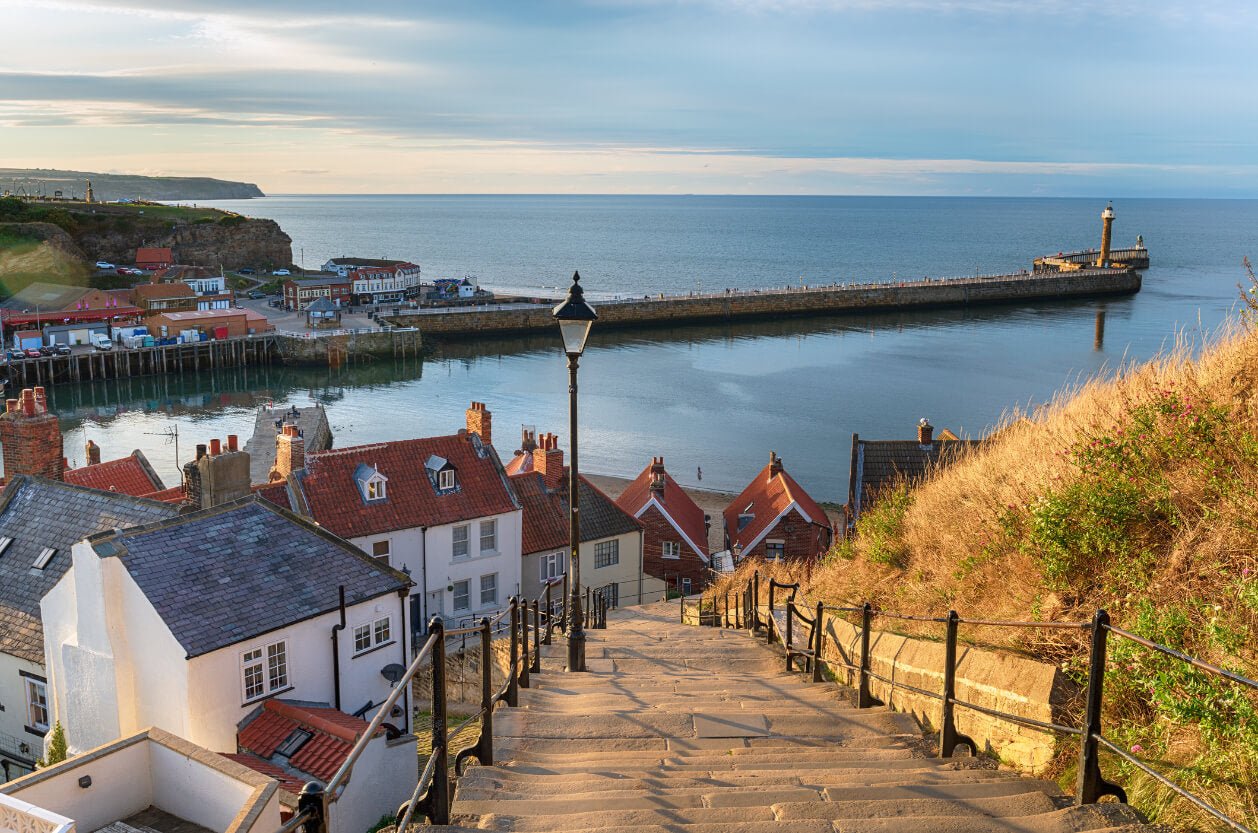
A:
[767, 581, 777, 644]
[752, 571, 761, 632]
[940, 611, 975, 757]
[785, 603, 794, 671]
[585, 587, 591, 628]
[474, 617, 494, 766]
[857, 602, 880, 709]
[297, 783, 326, 833]
[506, 598, 519, 707]
[680, 593, 686, 623]
[812, 601, 824, 683]
[530, 601, 542, 673]
[421, 617, 450, 824]
[519, 596, 531, 690]
[544, 584, 554, 645]
[1076, 610, 1127, 805]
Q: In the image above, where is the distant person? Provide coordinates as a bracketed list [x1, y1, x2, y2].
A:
[697, 466, 702, 482]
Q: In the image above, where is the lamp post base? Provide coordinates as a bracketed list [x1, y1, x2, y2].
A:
[566, 625, 587, 672]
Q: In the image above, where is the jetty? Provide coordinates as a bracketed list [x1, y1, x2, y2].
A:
[383, 266, 1142, 340]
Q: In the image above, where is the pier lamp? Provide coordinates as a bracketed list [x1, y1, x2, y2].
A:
[552, 271, 598, 672]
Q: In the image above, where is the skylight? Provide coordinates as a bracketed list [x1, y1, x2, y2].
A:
[275, 728, 312, 758]
[0, 536, 12, 557]
[33, 547, 56, 570]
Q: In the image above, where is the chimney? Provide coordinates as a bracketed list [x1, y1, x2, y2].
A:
[534, 433, 565, 490]
[85, 439, 101, 466]
[465, 401, 492, 447]
[768, 451, 783, 477]
[918, 418, 934, 446]
[185, 436, 251, 509]
[270, 423, 305, 482]
[0, 387, 64, 481]
[649, 456, 666, 494]
[520, 425, 537, 453]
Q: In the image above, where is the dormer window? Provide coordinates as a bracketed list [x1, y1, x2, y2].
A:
[354, 463, 388, 503]
[439, 469, 456, 490]
[426, 455, 457, 493]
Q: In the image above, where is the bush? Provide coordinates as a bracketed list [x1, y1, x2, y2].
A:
[37, 722, 68, 767]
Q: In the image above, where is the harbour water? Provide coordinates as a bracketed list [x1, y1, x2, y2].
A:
[45, 196, 1258, 500]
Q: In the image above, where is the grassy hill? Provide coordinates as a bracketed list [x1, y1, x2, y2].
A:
[0, 222, 91, 296]
[723, 308, 1258, 830]
[0, 167, 263, 201]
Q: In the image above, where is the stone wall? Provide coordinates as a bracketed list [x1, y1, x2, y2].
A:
[273, 329, 421, 365]
[391, 270, 1141, 341]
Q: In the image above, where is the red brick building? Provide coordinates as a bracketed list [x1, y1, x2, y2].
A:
[615, 457, 710, 595]
[723, 452, 833, 563]
[135, 247, 173, 271]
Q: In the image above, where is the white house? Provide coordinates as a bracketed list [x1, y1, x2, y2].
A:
[0, 477, 179, 783]
[284, 404, 522, 632]
[0, 727, 283, 833]
[185, 274, 227, 296]
[318, 258, 422, 304]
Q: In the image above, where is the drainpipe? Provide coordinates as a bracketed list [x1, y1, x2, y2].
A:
[398, 586, 410, 734]
[420, 527, 429, 631]
[331, 585, 346, 710]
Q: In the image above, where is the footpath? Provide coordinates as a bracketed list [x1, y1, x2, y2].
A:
[431, 601, 1153, 833]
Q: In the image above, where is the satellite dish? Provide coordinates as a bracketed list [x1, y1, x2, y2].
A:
[381, 663, 406, 685]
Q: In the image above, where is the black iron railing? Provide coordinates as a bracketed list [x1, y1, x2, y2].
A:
[284, 574, 612, 833]
[683, 570, 1258, 833]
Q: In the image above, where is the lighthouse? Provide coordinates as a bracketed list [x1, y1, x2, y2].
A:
[1096, 202, 1114, 267]
[85, 179, 94, 204]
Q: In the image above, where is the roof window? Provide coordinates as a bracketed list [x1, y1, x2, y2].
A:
[33, 547, 56, 570]
[426, 455, 458, 493]
[275, 728, 312, 758]
[0, 536, 12, 557]
[354, 463, 388, 503]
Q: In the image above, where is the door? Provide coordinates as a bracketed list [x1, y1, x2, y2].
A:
[425, 589, 445, 628]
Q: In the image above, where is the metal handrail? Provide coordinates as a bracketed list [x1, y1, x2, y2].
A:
[700, 568, 1256, 833]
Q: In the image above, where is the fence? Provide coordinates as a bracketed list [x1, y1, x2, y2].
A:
[683, 571, 1257, 833]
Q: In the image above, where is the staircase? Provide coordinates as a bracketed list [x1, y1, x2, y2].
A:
[438, 601, 1153, 833]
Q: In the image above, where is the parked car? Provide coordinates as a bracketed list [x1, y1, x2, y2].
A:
[247, 290, 265, 299]
[268, 299, 283, 308]
[6, 350, 24, 361]
[54, 344, 72, 356]
[23, 348, 41, 358]
[273, 269, 291, 276]
[91, 335, 113, 351]
[37, 345, 55, 356]
[238, 268, 257, 276]
[95, 260, 115, 270]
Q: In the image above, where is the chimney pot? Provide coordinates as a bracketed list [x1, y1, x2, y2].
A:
[5, 399, 17, 414]
[85, 439, 101, 466]
[209, 438, 222, 456]
[227, 434, 238, 452]
[918, 418, 934, 446]
[768, 451, 783, 476]
[195, 443, 207, 461]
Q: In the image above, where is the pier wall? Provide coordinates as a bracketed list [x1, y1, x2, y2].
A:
[274, 329, 421, 366]
[391, 269, 1141, 340]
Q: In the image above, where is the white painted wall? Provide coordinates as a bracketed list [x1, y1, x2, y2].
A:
[328, 734, 415, 833]
[149, 742, 274, 833]
[3, 738, 150, 833]
[521, 529, 666, 608]
[0, 654, 46, 780]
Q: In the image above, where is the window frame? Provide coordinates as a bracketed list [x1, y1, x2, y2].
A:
[479, 519, 497, 554]
[353, 615, 393, 656]
[452, 524, 469, 559]
[662, 541, 681, 560]
[480, 573, 498, 607]
[452, 579, 470, 612]
[438, 469, 456, 490]
[765, 539, 785, 560]
[241, 638, 291, 704]
[539, 551, 565, 581]
[371, 539, 391, 563]
[25, 678, 49, 733]
[594, 539, 619, 569]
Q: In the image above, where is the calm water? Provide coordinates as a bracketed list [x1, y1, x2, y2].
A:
[45, 196, 1258, 500]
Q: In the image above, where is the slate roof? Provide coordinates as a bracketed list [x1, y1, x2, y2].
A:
[91, 498, 410, 658]
[511, 471, 641, 555]
[304, 298, 339, 313]
[0, 476, 181, 663]
[723, 456, 832, 552]
[616, 461, 710, 559]
[63, 450, 166, 497]
[847, 433, 979, 522]
[0, 282, 93, 312]
[294, 434, 520, 539]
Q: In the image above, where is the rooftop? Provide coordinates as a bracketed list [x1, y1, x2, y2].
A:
[63, 450, 166, 498]
[0, 476, 180, 663]
[89, 498, 410, 658]
[723, 454, 832, 551]
[616, 459, 710, 559]
[848, 429, 978, 520]
[0, 282, 93, 312]
[511, 471, 641, 555]
[133, 281, 198, 301]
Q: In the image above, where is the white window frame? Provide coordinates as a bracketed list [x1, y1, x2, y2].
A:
[765, 539, 785, 560]
[353, 622, 373, 654]
[438, 469, 456, 490]
[480, 573, 498, 607]
[25, 678, 48, 733]
[662, 541, 681, 560]
[539, 551, 565, 582]
[479, 519, 497, 554]
[452, 580, 470, 612]
[242, 639, 290, 703]
[353, 615, 392, 655]
[371, 539, 390, 563]
[365, 476, 386, 501]
[594, 539, 619, 569]
[452, 525, 469, 559]
[682, 578, 693, 596]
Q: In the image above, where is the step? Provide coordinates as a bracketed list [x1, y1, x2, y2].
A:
[453, 786, 825, 816]
[773, 791, 1061, 820]
[486, 745, 916, 766]
[460, 766, 1030, 791]
[469, 816, 840, 833]
[823, 805, 1146, 833]
[457, 772, 819, 797]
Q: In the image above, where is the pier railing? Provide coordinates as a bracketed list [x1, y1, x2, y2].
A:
[682, 570, 1258, 833]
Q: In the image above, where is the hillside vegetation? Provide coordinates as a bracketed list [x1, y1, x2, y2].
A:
[723, 311, 1258, 831]
[0, 222, 90, 295]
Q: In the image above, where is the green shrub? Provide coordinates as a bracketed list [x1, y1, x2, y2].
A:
[858, 483, 912, 568]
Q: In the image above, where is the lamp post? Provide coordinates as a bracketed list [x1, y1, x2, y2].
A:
[552, 271, 597, 672]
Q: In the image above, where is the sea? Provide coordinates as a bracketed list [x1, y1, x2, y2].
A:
[42, 195, 1258, 500]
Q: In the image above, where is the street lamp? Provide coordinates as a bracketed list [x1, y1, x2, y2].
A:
[552, 271, 597, 672]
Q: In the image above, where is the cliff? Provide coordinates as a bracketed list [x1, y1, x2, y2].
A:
[0, 168, 263, 201]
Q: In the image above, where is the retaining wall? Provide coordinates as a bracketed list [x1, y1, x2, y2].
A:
[274, 329, 421, 365]
[392, 270, 1140, 340]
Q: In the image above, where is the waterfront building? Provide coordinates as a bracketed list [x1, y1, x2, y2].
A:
[282, 275, 352, 311]
[0, 283, 142, 336]
[0, 727, 282, 833]
[346, 262, 422, 305]
[131, 280, 199, 313]
[844, 418, 979, 533]
[63, 445, 168, 497]
[40, 499, 412, 755]
[281, 403, 523, 631]
[146, 307, 274, 340]
[506, 428, 666, 607]
[615, 456, 711, 596]
[0, 476, 179, 782]
[723, 452, 834, 562]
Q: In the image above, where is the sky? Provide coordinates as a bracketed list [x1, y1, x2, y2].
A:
[1, 0, 1256, 196]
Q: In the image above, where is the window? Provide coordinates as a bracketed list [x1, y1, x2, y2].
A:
[682, 578, 693, 596]
[662, 541, 681, 560]
[737, 513, 754, 531]
[243, 640, 289, 702]
[276, 729, 311, 758]
[594, 540, 619, 569]
[539, 551, 565, 581]
[33, 547, 56, 570]
[452, 580, 470, 612]
[25, 679, 48, 732]
[366, 478, 386, 501]
[371, 540, 390, 563]
[353, 616, 392, 654]
[480, 573, 497, 606]
[452, 525, 469, 559]
[0, 536, 12, 557]
[438, 469, 456, 490]
[479, 520, 497, 553]
[765, 540, 785, 560]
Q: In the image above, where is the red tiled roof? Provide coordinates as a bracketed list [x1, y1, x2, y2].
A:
[724, 457, 832, 551]
[253, 481, 292, 511]
[221, 753, 305, 800]
[236, 700, 371, 785]
[64, 450, 165, 497]
[503, 452, 533, 476]
[616, 461, 709, 558]
[143, 486, 187, 504]
[296, 434, 519, 539]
